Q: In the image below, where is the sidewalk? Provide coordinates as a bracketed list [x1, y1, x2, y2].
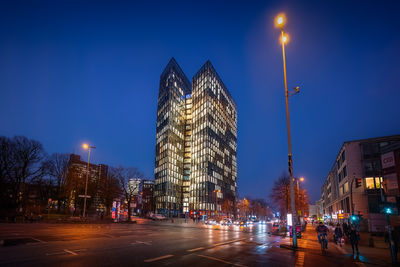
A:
[279, 225, 398, 267]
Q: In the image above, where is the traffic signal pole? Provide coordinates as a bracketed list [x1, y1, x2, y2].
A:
[379, 175, 396, 263]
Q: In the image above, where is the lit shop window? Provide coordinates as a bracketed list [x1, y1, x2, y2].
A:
[365, 177, 383, 189]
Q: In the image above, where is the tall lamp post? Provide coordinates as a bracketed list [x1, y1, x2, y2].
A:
[82, 143, 96, 218]
[275, 13, 300, 248]
[213, 189, 221, 218]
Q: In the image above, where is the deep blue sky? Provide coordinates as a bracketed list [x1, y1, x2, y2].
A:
[1, 0, 400, 202]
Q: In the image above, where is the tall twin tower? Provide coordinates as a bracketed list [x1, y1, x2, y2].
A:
[154, 58, 238, 216]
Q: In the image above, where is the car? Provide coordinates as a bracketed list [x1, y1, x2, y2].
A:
[239, 220, 249, 226]
[220, 219, 232, 226]
[152, 214, 167, 220]
[205, 219, 217, 225]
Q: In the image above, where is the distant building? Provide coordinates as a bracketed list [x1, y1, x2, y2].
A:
[141, 179, 154, 215]
[67, 154, 108, 214]
[308, 204, 316, 218]
[154, 58, 237, 216]
[320, 135, 400, 232]
[315, 199, 324, 221]
[128, 178, 141, 196]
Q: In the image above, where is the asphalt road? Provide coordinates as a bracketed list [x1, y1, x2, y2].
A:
[0, 220, 296, 267]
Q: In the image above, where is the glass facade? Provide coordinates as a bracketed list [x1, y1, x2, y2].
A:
[190, 61, 237, 213]
[154, 58, 237, 216]
[154, 58, 191, 216]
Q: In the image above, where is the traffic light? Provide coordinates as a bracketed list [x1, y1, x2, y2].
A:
[350, 215, 357, 221]
[385, 207, 393, 214]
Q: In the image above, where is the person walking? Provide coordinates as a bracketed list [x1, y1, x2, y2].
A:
[343, 222, 349, 237]
[349, 225, 360, 255]
[334, 223, 343, 247]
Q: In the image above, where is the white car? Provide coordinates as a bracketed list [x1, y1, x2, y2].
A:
[152, 214, 166, 220]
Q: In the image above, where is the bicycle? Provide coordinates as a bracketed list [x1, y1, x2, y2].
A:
[318, 233, 328, 252]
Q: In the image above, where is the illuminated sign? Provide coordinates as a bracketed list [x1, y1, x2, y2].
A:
[287, 214, 292, 226]
[381, 152, 395, 169]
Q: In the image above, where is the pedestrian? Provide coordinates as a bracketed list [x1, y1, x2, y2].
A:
[334, 223, 343, 246]
[343, 222, 349, 237]
[349, 225, 360, 255]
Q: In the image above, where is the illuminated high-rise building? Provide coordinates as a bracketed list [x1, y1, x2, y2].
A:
[190, 61, 237, 214]
[154, 58, 237, 216]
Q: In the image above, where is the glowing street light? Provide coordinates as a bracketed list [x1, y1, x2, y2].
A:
[275, 14, 286, 28]
[82, 143, 96, 218]
[281, 34, 288, 44]
[213, 189, 221, 217]
[275, 13, 299, 248]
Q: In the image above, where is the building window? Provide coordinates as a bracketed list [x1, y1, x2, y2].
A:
[375, 177, 383, 189]
[365, 177, 375, 189]
[365, 177, 383, 189]
[344, 182, 349, 193]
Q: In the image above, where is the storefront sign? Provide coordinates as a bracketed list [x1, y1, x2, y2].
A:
[386, 173, 398, 190]
[381, 152, 395, 169]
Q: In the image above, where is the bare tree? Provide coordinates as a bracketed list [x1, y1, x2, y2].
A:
[270, 172, 310, 220]
[102, 171, 122, 217]
[43, 153, 70, 212]
[111, 166, 143, 222]
[0, 136, 46, 216]
[270, 172, 290, 219]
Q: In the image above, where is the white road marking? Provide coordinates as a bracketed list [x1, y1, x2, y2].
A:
[212, 238, 245, 247]
[64, 249, 78, 256]
[31, 237, 46, 243]
[197, 254, 247, 267]
[103, 234, 114, 238]
[187, 247, 205, 252]
[135, 241, 152, 245]
[144, 254, 174, 262]
[46, 251, 66, 256]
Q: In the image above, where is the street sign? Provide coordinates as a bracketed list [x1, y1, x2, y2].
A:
[78, 195, 91, 198]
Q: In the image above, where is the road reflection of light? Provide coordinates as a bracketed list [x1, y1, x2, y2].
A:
[234, 230, 239, 239]
[208, 228, 214, 244]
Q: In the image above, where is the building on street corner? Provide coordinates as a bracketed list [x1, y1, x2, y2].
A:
[154, 58, 238, 217]
[66, 154, 108, 215]
[320, 135, 400, 231]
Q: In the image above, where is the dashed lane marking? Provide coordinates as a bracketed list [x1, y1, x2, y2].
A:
[197, 254, 247, 267]
[187, 247, 205, 252]
[64, 249, 78, 256]
[144, 254, 174, 262]
[31, 237, 46, 243]
[134, 241, 152, 245]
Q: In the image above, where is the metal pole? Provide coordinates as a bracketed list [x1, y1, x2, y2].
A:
[281, 28, 297, 248]
[83, 147, 91, 218]
[350, 177, 354, 215]
[379, 174, 396, 263]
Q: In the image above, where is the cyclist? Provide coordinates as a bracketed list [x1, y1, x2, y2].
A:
[316, 222, 329, 249]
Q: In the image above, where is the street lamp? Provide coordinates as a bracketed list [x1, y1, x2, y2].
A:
[82, 143, 96, 218]
[213, 189, 221, 218]
[297, 177, 305, 191]
[275, 13, 300, 248]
